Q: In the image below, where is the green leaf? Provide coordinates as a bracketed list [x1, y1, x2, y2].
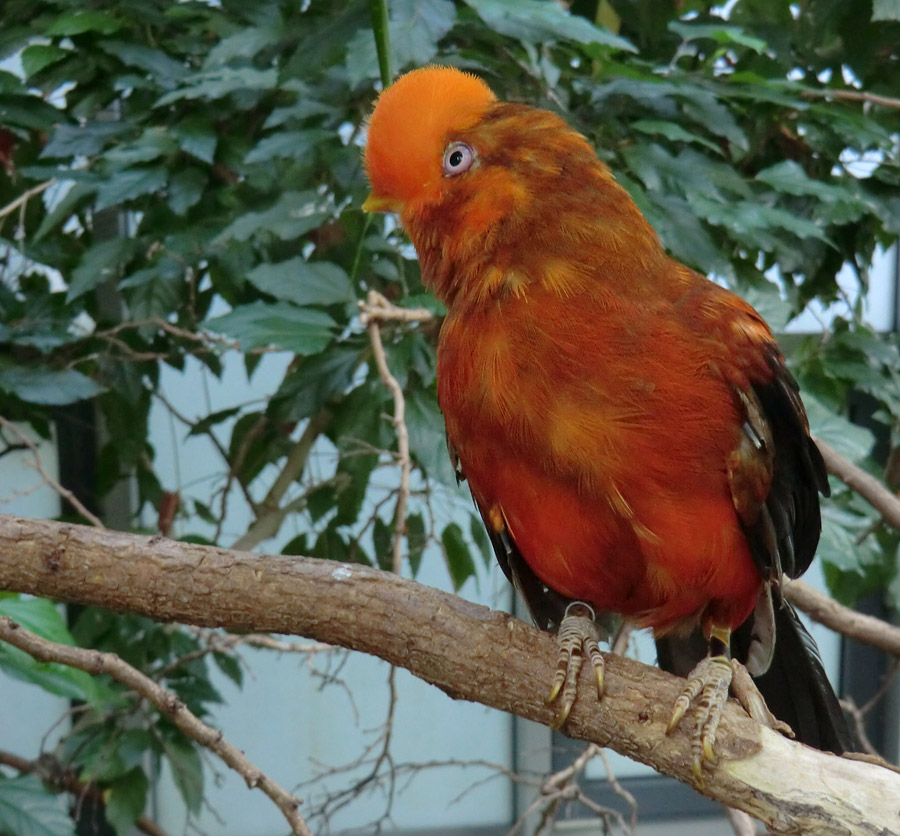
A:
[469, 514, 493, 567]
[669, 21, 768, 53]
[167, 167, 207, 215]
[441, 522, 476, 589]
[463, 0, 635, 52]
[213, 191, 329, 244]
[803, 393, 875, 462]
[873, 0, 900, 20]
[172, 115, 218, 163]
[0, 598, 106, 704]
[373, 515, 393, 570]
[104, 768, 149, 836]
[66, 236, 136, 302]
[155, 67, 278, 106]
[46, 10, 122, 36]
[0, 367, 106, 406]
[406, 512, 427, 576]
[346, 0, 456, 84]
[206, 302, 335, 355]
[0, 775, 75, 836]
[270, 346, 360, 422]
[42, 122, 132, 159]
[162, 738, 203, 815]
[405, 387, 458, 487]
[631, 119, 722, 154]
[21, 45, 70, 79]
[244, 129, 330, 164]
[94, 166, 167, 211]
[246, 258, 355, 307]
[187, 407, 241, 437]
[756, 161, 859, 203]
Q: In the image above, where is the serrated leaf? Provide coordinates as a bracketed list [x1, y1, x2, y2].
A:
[94, 166, 167, 211]
[441, 522, 476, 589]
[187, 407, 241, 437]
[213, 650, 243, 686]
[405, 387, 457, 487]
[756, 161, 859, 203]
[406, 512, 427, 576]
[0, 367, 106, 405]
[373, 516, 393, 570]
[246, 258, 354, 307]
[42, 122, 132, 159]
[104, 768, 149, 836]
[346, 0, 456, 84]
[270, 346, 360, 422]
[0, 775, 75, 836]
[155, 67, 278, 106]
[0, 598, 106, 704]
[804, 393, 875, 462]
[205, 302, 334, 355]
[463, 0, 635, 51]
[66, 236, 136, 302]
[46, 10, 122, 36]
[21, 45, 71, 79]
[469, 514, 493, 567]
[162, 738, 203, 815]
[213, 191, 328, 244]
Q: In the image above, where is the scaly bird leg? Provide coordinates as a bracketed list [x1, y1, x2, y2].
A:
[667, 625, 733, 780]
[546, 602, 605, 728]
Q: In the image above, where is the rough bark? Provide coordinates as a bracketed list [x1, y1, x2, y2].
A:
[0, 513, 898, 835]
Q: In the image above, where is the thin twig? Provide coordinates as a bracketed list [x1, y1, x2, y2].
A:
[0, 617, 314, 836]
[0, 417, 104, 528]
[802, 88, 900, 111]
[359, 292, 434, 325]
[0, 179, 57, 224]
[363, 290, 412, 574]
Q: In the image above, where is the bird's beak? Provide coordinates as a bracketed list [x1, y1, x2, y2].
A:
[362, 192, 402, 213]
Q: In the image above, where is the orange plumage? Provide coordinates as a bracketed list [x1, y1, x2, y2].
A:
[364, 66, 854, 764]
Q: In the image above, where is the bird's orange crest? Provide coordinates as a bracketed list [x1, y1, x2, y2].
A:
[364, 66, 496, 211]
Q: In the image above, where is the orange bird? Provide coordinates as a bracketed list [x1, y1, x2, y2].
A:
[363, 66, 854, 774]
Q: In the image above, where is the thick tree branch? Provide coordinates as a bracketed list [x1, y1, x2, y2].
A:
[0, 514, 898, 835]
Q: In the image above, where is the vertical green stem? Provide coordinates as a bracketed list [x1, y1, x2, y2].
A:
[369, 0, 393, 88]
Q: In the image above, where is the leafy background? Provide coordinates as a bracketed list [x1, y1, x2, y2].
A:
[0, 0, 899, 832]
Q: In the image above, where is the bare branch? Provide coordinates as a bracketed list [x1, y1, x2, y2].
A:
[0, 615, 313, 836]
[0, 418, 104, 528]
[802, 88, 900, 111]
[359, 291, 435, 325]
[814, 437, 900, 530]
[0, 179, 57, 224]
[2, 514, 899, 835]
[784, 579, 900, 657]
[364, 289, 412, 573]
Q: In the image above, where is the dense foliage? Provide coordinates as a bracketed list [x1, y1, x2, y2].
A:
[0, 0, 899, 831]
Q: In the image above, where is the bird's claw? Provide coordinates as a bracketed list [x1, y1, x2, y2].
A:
[667, 654, 732, 781]
[546, 602, 605, 728]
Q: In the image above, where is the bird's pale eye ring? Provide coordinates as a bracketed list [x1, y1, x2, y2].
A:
[442, 141, 475, 177]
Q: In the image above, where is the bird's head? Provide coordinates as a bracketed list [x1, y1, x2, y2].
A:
[363, 66, 497, 216]
[363, 66, 660, 306]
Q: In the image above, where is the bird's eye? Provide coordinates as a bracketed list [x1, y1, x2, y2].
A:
[442, 142, 475, 177]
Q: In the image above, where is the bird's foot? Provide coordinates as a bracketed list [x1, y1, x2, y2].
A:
[667, 651, 732, 780]
[729, 659, 794, 738]
[546, 602, 605, 728]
